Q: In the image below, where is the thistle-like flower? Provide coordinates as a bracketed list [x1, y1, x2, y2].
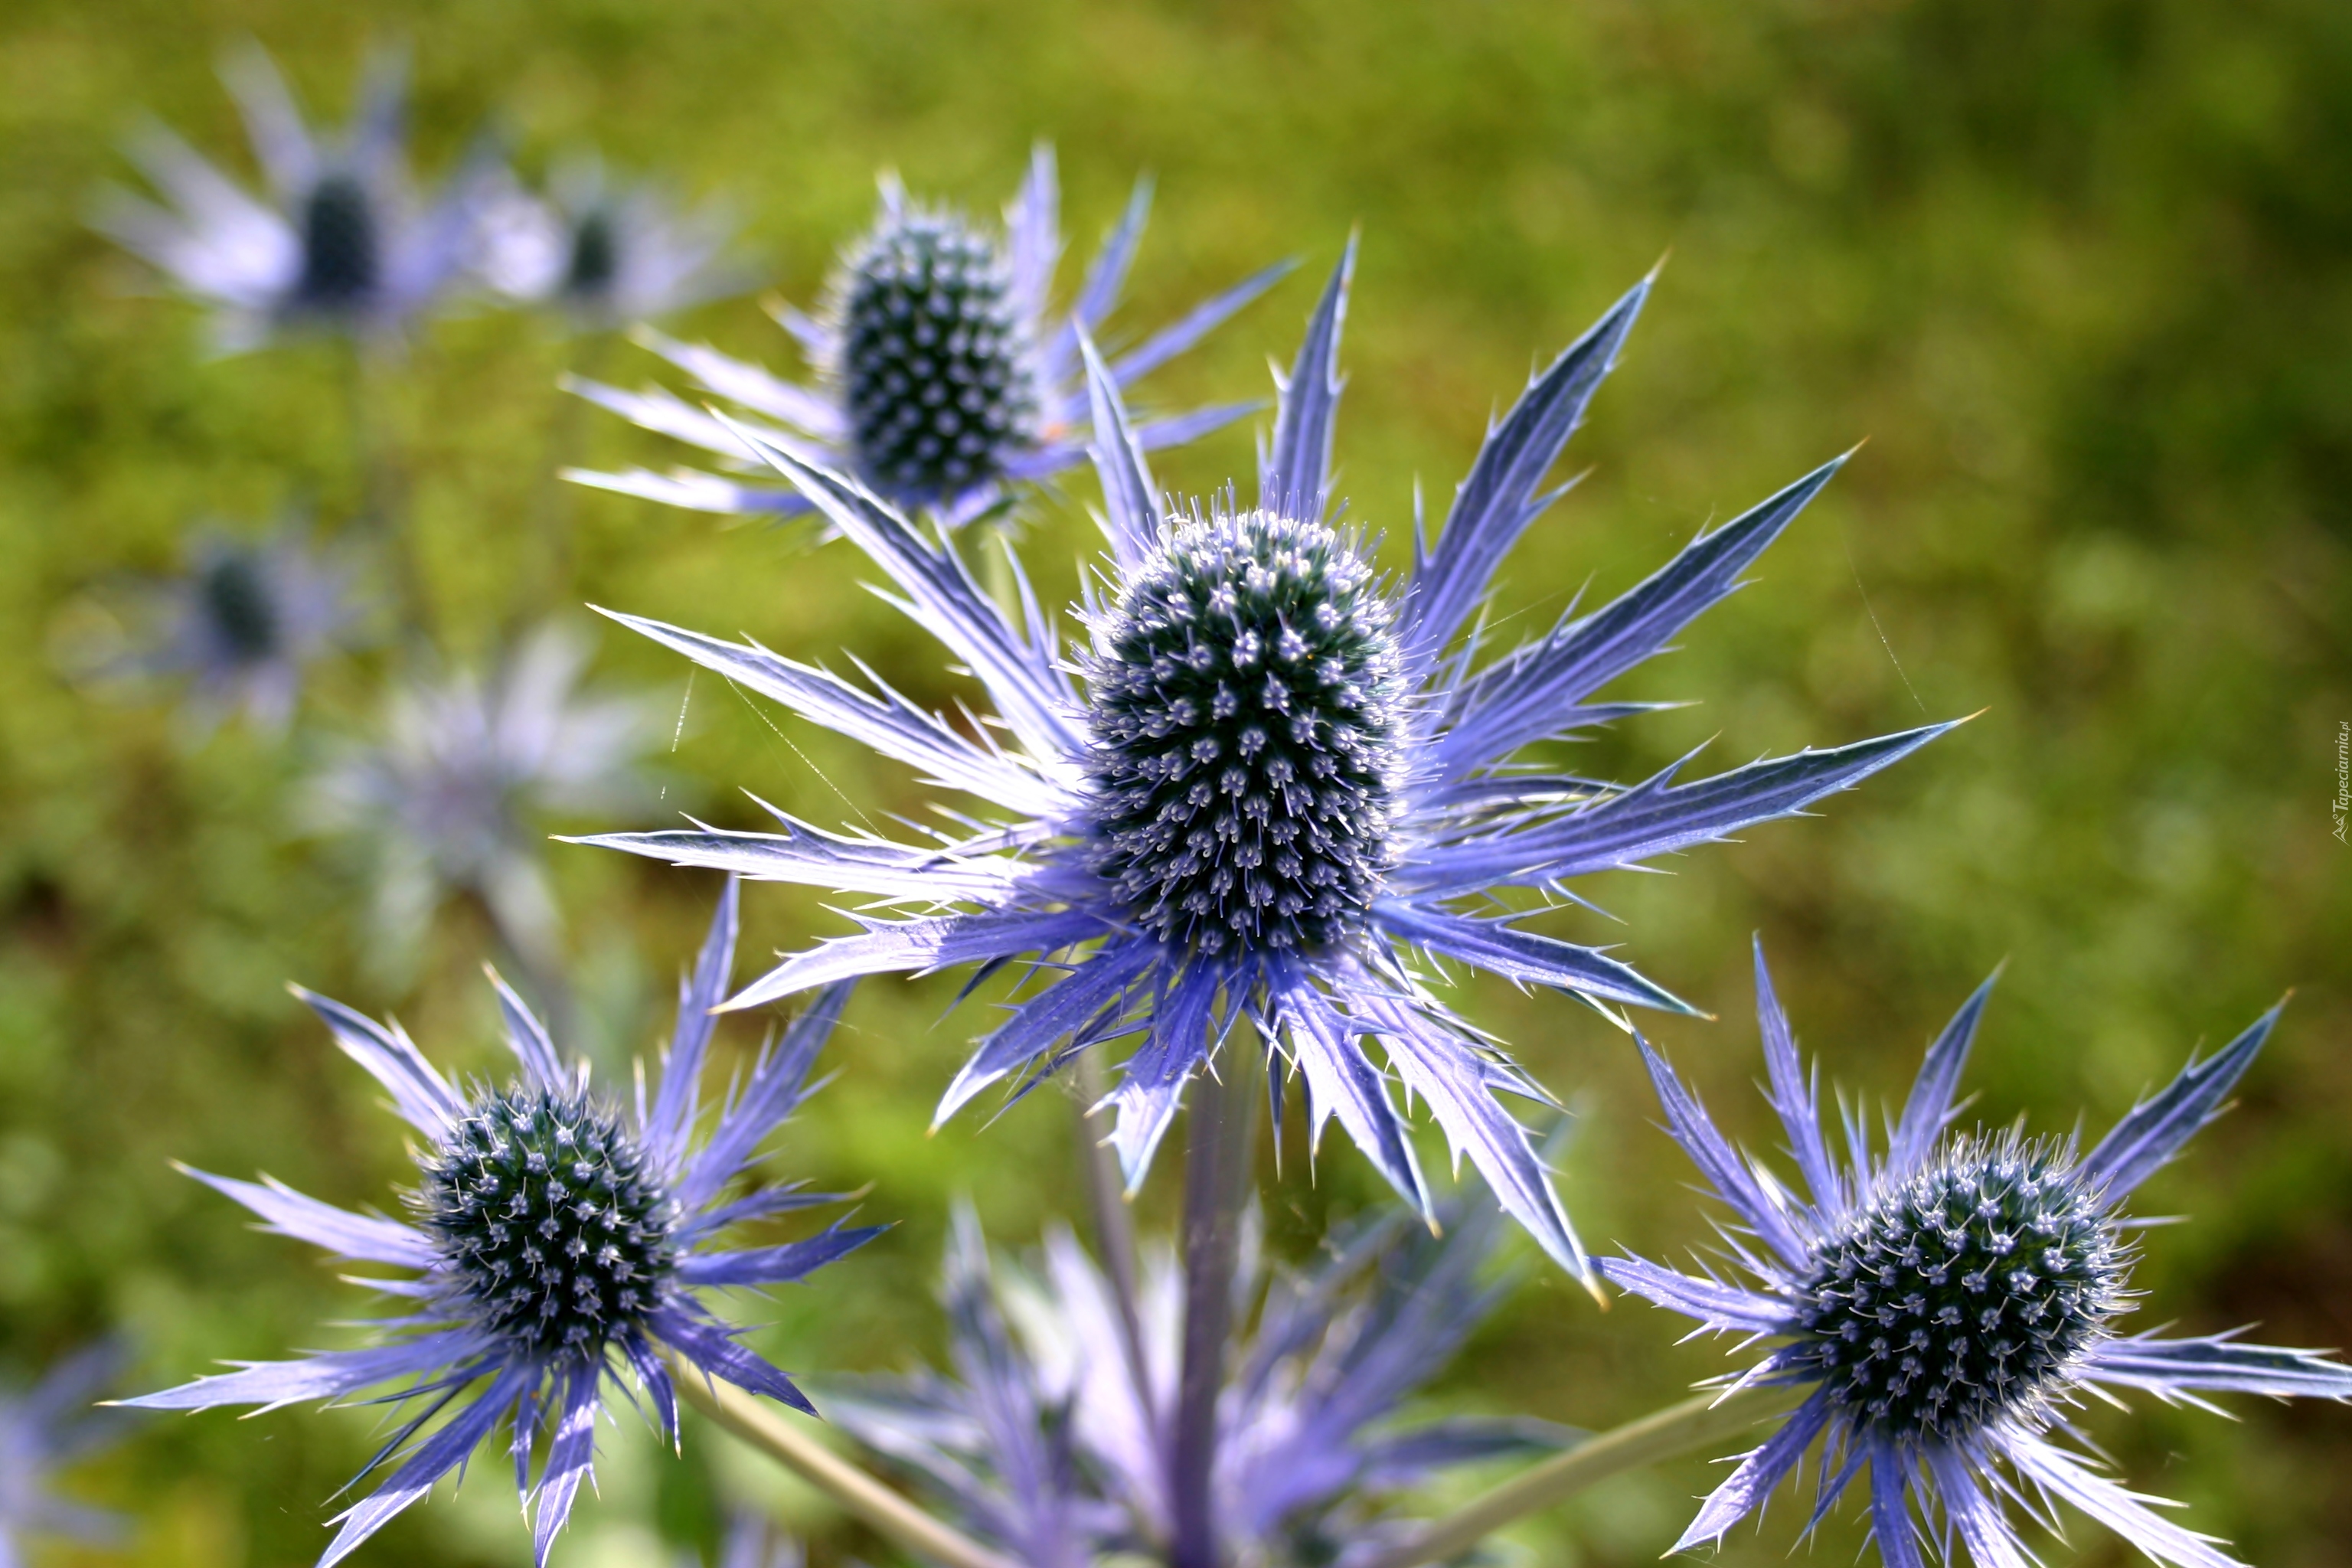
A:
[475, 156, 743, 329]
[828, 1198, 1558, 1568]
[0, 1341, 134, 1560]
[129, 883, 880, 1566]
[104, 521, 360, 733]
[305, 622, 663, 976]
[1602, 942, 2352, 1567]
[567, 145, 1288, 524]
[580, 248, 1955, 1275]
[95, 42, 484, 351]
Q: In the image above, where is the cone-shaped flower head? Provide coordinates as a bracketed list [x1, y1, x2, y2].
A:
[568, 145, 1290, 524]
[0, 1342, 135, 1559]
[304, 622, 663, 977]
[578, 246, 1960, 1280]
[95, 42, 484, 350]
[97, 521, 360, 733]
[1602, 943, 2352, 1567]
[474, 155, 743, 328]
[827, 1196, 1559, 1568]
[129, 882, 882, 1567]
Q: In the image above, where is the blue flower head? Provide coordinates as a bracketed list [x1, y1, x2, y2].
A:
[109, 520, 361, 734]
[475, 155, 745, 329]
[1, 1341, 136, 1560]
[1602, 943, 2352, 1568]
[95, 41, 485, 351]
[129, 881, 880, 1566]
[303, 622, 665, 978]
[828, 1196, 1558, 1568]
[567, 145, 1290, 524]
[580, 246, 1958, 1279]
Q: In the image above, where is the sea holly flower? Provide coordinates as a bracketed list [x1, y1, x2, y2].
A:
[304, 622, 663, 976]
[0, 1341, 136, 1560]
[474, 155, 744, 329]
[828, 1197, 1560, 1568]
[129, 882, 880, 1566]
[580, 246, 1955, 1277]
[567, 144, 1289, 524]
[106, 521, 361, 733]
[95, 41, 484, 351]
[1602, 942, 2352, 1567]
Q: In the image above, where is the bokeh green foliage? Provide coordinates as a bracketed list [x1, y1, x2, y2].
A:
[0, 0, 2347, 1564]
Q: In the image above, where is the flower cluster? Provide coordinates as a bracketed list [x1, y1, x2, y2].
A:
[67, 47, 2344, 1568]
[581, 247, 1955, 1276]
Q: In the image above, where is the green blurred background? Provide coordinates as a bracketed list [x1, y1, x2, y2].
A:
[2, 0, 2347, 1563]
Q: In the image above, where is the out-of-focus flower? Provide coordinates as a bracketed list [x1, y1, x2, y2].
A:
[830, 1197, 1558, 1568]
[103, 522, 361, 733]
[130, 884, 880, 1567]
[580, 247, 1953, 1276]
[569, 144, 1289, 525]
[95, 41, 484, 351]
[682, 1511, 801, 1568]
[474, 155, 745, 329]
[1602, 943, 2352, 1568]
[2, 1341, 136, 1560]
[305, 622, 663, 975]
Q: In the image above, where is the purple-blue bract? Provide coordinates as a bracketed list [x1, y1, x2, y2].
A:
[827, 1197, 1560, 1568]
[472, 153, 745, 329]
[116, 521, 359, 734]
[94, 41, 485, 351]
[0, 1341, 134, 1560]
[1602, 942, 2352, 1568]
[127, 881, 880, 1567]
[577, 243, 1958, 1280]
[567, 145, 1289, 524]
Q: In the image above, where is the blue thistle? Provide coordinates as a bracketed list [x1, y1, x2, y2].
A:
[1602, 942, 2352, 1567]
[94, 42, 485, 351]
[826, 1197, 1560, 1567]
[106, 521, 361, 733]
[475, 155, 744, 329]
[128, 882, 881, 1567]
[577, 246, 1958, 1278]
[568, 145, 1289, 524]
[302, 622, 664, 978]
[0, 1341, 136, 1559]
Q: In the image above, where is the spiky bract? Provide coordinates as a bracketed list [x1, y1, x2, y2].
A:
[94, 44, 482, 349]
[129, 884, 880, 1567]
[567, 145, 1286, 524]
[473, 155, 743, 328]
[1602, 944, 2352, 1568]
[579, 245, 1959, 1281]
[826, 1197, 1558, 1568]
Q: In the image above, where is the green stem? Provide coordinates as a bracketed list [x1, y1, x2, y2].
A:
[1170, 1022, 1259, 1568]
[1075, 1047, 1155, 1428]
[1353, 1383, 1801, 1568]
[664, 1352, 1024, 1568]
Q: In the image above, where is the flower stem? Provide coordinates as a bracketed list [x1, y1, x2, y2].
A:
[1170, 1018, 1259, 1568]
[1353, 1383, 1802, 1568]
[663, 1352, 1024, 1568]
[1076, 1047, 1155, 1428]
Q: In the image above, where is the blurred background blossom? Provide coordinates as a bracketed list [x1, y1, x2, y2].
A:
[2, 1, 2347, 1565]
